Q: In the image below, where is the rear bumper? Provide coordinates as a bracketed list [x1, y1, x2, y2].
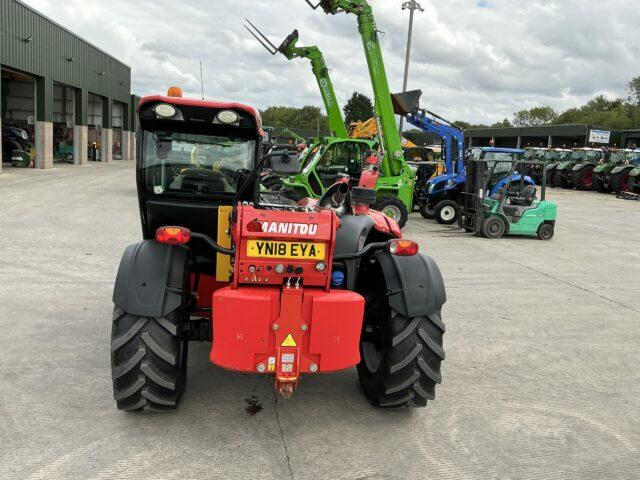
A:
[210, 286, 364, 380]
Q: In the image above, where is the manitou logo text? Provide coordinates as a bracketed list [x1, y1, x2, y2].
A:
[260, 222, 318, 235]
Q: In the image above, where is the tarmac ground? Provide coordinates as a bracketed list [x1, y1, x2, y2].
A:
[1, 161, 639, 479]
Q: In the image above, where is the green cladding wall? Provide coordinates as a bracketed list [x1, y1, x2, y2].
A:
[1, 0, 131, 119]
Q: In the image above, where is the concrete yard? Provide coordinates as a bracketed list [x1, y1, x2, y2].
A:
[1, 162, 639, 480]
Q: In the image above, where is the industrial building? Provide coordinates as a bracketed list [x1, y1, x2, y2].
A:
[1, 0, 136, 174]
[464, 124, 623, 149]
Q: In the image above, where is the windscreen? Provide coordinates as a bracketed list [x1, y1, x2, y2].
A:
[626, 151, 640, 165]
[141, 130, 256, 197]
[609, 151, 626, 164]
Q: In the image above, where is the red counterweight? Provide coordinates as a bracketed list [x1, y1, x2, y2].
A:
[210, 204, 365, 391]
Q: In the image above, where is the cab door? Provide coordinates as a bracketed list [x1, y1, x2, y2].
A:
[315, 141, 351, 188]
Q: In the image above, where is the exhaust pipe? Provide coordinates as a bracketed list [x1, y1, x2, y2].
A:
[331, 182, 349, 207]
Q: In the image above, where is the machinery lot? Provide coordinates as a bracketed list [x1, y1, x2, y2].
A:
[1, 162, 639, 480]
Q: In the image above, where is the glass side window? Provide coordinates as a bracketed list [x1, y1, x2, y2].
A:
[316, 142, 351, 187]
[141, 130, 255, 197]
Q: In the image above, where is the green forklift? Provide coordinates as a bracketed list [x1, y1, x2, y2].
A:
[246, 22, 413, 226]
[459, 156, 557, 240]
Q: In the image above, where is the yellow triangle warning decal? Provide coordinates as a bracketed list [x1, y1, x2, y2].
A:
[281, 334, 297, 347]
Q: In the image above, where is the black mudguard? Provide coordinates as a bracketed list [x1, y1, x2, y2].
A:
[373, 251, 446, 318]
[334, 215, 376, 290]
[112, 240, 189, 318]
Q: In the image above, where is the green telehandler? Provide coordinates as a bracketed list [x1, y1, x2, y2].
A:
[304, 0, 416, 226]
[246, 21, 412, 226]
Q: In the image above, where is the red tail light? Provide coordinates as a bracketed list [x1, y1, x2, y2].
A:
[388, 240, 419, 256]
[156, 226, 191, 245]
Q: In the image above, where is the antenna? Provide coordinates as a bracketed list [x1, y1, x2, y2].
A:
[199, 61, 205, 100]
[244, 19, 279, 55]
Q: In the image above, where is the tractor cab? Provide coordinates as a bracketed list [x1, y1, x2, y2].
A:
[136, 89, 264, 269]
[459, 150, 555, 240]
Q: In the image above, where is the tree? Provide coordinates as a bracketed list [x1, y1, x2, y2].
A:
[491, 118, 513, 128]
[343, 92, 374, 125]
[627, 76, 640, 106]
[260, 106, 328, 131]
[512, 106, 558, 127]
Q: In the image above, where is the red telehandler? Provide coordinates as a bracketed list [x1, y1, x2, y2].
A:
[110, 88, 446, 409]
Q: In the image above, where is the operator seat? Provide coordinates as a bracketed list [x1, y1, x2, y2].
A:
[508, 185, 537, 206]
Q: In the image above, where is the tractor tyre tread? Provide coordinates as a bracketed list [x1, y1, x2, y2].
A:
[111, 307, 187, 411]
[418, 203, 436, 220]
[611, 171, 629, 194]
[358, 310, 445, 408]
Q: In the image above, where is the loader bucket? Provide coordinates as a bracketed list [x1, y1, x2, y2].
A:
[392, 90, 423, 116]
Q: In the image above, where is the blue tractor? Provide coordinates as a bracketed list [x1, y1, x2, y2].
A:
[393, 91, 537, 224]
[393, 90, 465, 224]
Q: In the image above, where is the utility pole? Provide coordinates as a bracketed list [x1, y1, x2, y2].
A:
[199, 61, 205, 100]
[399, 0, 424, 133]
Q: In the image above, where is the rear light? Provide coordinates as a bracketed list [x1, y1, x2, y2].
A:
[156, 226, 191, 245]
[387, 240, 419, 257]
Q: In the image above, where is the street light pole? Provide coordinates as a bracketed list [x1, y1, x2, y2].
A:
[399, 0, 424, 134]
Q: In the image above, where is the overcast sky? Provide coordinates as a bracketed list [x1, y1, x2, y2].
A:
[23, 0, 640, 124]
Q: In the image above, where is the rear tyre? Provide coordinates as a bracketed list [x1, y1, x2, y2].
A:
[552, 170, 566, 188]
[537, 223, 554, 240]
[481, 216, 505, 239]
[374, 196, 409, 228]
[111, 307, 188, 411]
[434, 200, 459, 225]
[418, 202, 436, 220]
[358, 300, 445, 408]
[611, 171, 631, 194]
[573, 167, 594, 191]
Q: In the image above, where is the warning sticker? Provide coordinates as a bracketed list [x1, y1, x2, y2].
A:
[281, 353, 295, 364]
[281, 334, 297, 347]
[281, 364, 293, 373]
[268, 357, 276, 365]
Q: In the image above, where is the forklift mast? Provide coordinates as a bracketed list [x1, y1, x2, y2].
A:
[307, 0, 405, 178]
[245, 23, 348, 138]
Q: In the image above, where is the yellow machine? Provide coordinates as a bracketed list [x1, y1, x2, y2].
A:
[348, 118, 445, 179]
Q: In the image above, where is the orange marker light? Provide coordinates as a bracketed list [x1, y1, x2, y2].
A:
[388, 239, 419, 257]
[167, 86, 183, 98]
[156, 226, 191, 245]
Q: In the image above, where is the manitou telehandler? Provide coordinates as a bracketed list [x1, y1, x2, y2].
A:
[110, 88, 446, 411]
[246, 23, 413, 226]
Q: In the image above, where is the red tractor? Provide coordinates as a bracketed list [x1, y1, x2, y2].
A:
[111, 88, 446, 410]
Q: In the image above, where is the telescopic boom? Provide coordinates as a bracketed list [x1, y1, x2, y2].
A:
[305, 0, 405, 177]
[245, 21, 348, 138]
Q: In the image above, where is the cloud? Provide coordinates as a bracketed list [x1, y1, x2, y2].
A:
[21, 0, 640, 124]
